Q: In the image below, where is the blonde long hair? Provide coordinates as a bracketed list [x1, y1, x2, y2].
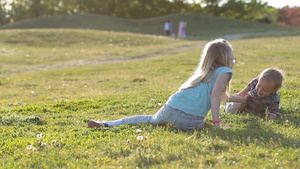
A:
[179, 39, 234, 101]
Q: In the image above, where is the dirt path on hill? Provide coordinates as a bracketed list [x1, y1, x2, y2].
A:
[2, 33, 250, 75]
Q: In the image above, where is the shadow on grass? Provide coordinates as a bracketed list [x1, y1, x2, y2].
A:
[86, 107, 299, 150]
[206, 111, 300, 149]
[0, 114, 46, 126]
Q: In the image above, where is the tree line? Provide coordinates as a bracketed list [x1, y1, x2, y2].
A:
[0, 0, 298, 27]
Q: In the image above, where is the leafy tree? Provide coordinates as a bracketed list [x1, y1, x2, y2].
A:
[277, 6, 300, 27]
[0, 0, 280, 25]
[219, 0, 277, 24]
[187, 1, 203, 14]
[8, 0, 27, 22]
[75, 0, 102, 14]
[0, 0, 9, 24]
[202, 0, 222, 15]
[243, 0, 271, 22]
[219, 0, 246, 20]
[26, 0, 48, 17]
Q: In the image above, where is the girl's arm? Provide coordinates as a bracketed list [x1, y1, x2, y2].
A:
[211, 73, 231, 129]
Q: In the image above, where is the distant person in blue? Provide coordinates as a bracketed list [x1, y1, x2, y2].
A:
[88, 39, 247, 130]
[164, 19, 172, 36]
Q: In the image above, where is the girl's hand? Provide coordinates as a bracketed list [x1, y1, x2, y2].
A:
[214, 124, 230, 129]
[213, 123, 221, 129]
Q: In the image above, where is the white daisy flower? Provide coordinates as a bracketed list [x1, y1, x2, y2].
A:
[27, 145, 33, 150]
[137, 136, 144, 141]
[51, 140, 57, 146]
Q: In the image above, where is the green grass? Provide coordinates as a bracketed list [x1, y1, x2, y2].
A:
[0, 29, 197, 74]
[0, 14, 299, 168]
[0, 33, 299, 168]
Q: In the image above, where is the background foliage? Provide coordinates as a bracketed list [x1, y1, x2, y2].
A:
[1, 0, 298, 26]
[277, 6, 300, 27]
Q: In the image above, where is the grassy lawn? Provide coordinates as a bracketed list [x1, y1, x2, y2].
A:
[0, 27, 299, 168]
[0, 29, 197, 74]
[0, 13, 300, 168]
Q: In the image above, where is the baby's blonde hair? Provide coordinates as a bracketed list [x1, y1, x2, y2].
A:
[259, 68, 285, 91]
[179, 38, 234, 101]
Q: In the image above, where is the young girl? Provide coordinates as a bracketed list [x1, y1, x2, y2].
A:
[88, 39, 237, 130]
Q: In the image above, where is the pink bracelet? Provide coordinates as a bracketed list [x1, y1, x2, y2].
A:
[211, 120, 220, 123]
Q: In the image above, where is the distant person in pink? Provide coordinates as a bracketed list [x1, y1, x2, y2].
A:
[178, 19, 187, 38]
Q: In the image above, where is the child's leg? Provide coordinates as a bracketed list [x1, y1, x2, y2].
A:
[105, 115, 153, 127]
[89, 104, 177, 128]
[106, 104, 174, 127]
[224, 102, 241, 114]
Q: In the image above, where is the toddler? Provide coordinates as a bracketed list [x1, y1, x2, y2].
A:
[225, 68, 285, 119]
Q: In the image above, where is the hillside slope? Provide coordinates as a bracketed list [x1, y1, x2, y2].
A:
[1, 13, 299, 40]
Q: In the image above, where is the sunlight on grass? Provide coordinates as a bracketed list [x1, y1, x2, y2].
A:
[0, 30, 299, 168]
[0, 29, 198, 74]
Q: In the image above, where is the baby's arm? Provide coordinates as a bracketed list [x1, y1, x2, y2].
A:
[228, 85, 251, 104]
[229, 95, 248, 104]
[236, 86, 250, 97]
[267, 101, 280, 119]
[268, 113, 277, 119]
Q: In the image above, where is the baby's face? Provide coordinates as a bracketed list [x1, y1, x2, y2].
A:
[256, 77, 276, 98]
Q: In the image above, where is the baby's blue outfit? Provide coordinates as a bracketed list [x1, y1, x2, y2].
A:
[109, 67, 232, 130]
[167, 66, 232, 118]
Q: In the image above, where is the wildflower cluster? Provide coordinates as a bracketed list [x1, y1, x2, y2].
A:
[26, 133, 62, 152]
[135, 129, 148, 141]
[150, 98, 162, 108]
[125, 129, 150, 150]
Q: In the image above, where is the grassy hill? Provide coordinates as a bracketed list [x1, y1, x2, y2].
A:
[1, 13, 300, 40]
[1, 13, 299, 74]
[0, 29, 198, 74]
[0, 13, 299, 168]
